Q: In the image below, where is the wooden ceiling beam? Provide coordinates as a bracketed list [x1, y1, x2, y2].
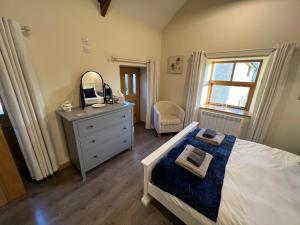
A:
[98, 0, 111, 17]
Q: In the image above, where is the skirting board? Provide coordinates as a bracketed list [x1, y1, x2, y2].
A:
[58, 161, 71, 171]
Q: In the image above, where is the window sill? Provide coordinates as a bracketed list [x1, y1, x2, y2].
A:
[200, 104, 252, 118]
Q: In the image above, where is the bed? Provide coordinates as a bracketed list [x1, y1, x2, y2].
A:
[141, 122, 300, 225]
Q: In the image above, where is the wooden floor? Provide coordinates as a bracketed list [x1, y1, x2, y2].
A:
[0, 123, 185, 225]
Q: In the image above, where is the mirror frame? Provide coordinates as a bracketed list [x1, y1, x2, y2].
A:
[80, 71, 104, 109]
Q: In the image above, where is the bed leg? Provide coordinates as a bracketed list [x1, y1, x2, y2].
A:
[141, 194, 152, 206]
[141, 164, 152, 206]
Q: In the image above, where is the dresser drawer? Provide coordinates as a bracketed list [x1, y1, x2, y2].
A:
[83, 133, 131, 171]
[79, 121, 131, 151]
[77, 108, 131, 137]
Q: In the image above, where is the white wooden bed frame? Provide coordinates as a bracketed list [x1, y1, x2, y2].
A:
[141, 122, 201, 225]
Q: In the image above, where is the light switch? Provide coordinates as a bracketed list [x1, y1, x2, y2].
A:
[83, 45, 91, 54]
[81, 37, 89, 45]
[81, 37, 91, 54]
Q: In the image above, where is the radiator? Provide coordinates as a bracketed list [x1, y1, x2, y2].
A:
[199, 110, 245, 138]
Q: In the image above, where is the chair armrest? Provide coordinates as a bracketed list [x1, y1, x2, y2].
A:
[153, 106, 161, 131]
[174, 105, 185, 124]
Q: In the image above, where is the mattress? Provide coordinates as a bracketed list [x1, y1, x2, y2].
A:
[152, 138, 300, 225]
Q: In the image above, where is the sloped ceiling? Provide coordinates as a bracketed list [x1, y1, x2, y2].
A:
[110, 0, 187, 30]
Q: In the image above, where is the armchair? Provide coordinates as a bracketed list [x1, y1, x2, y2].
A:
[153, 101, 185, 135]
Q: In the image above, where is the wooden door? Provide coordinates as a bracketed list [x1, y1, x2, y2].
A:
[0, 128, 26, 206]
[120, 67, 140, 123]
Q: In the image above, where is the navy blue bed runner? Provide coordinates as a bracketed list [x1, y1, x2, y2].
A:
[151, 128, 236, 221]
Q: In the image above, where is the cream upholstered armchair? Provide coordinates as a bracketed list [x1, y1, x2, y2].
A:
[153, 101, 185, 135]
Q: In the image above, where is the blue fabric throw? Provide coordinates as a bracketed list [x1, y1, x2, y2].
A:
[151, 128, 236, 221]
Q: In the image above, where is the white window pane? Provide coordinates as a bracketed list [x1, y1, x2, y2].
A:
[133, 74, 136, 95]
[232, 62, 260, 82]
[125, 74, 129, 95]
[212, 63, 234, 81]
[210, 85, 250, 108]
[0, 102, 4, 115]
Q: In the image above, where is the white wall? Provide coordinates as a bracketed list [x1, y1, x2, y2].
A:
[0, 0, 161, 165]
[140, 67, 147, 122]
[264, 51, 300, 153]
[160, 0, 300, 155]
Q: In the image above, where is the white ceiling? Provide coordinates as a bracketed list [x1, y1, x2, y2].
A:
[110, 0, 187, 30]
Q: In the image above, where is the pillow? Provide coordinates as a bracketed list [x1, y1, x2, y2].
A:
[83, 88, 96, 98]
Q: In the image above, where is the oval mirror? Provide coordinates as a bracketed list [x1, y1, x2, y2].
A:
[80, 71, 104, 108]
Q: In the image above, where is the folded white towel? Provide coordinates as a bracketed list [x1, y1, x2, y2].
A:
[175, 144, 213, 178]
[196, 128, 225, 146]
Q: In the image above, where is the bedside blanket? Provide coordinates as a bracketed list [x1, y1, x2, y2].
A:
[151, 128, 236, 222]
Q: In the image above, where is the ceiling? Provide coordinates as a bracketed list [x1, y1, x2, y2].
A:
[110, 0, 187, 30]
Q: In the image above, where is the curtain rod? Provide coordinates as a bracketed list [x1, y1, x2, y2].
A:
[206, 45, 300, 58]
[209, 47, 276, 54]
[205, 48, 276, 57]
[110, 56, 150, 64]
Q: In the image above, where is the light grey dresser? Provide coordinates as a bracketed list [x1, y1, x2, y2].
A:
[57, 103, 134, 181]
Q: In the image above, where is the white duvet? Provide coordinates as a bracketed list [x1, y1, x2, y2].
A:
[159, 139, 300, 225]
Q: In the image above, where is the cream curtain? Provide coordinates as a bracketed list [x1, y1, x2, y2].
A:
[145, 60, 159, 129]
[184, 51, 206, 127]
[0, 18, 58, 180]
[248, 43, 296, 143]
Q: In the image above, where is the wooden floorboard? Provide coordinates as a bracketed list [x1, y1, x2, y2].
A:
[0, 122, 185, 225]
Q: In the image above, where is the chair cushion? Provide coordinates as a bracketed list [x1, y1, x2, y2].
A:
[161, 114, 181, 126]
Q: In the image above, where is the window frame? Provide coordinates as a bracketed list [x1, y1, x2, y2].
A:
[206, 59, 263, 111]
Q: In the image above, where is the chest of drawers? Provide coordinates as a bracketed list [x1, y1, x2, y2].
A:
[57, 103, 134, 181]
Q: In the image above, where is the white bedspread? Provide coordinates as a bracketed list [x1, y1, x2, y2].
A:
[157, 139, 300, 225]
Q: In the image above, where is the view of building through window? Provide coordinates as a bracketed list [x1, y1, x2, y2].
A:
[207, 60, 262, 110]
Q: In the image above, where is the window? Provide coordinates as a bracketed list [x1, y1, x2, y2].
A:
[125, 73, 129, 95]
[207, 60, 262, 111]
[132, 73, 136, 95]
[0, 100, 4, 116]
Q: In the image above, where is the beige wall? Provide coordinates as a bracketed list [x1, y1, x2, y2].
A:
[0, 0, 161, 165]
[160, 0, 300, 155]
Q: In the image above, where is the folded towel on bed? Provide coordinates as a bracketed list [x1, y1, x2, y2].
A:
[176, 144, 213, 178]
[187, 151, 205, 167]
[196, 128, 225, 146]
[192, 148, 206, 158]
[203, 128, 217, 139]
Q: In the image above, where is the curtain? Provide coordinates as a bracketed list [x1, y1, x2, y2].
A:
[184, 51, 206, 127]
[248, 43, 296, 143]
[145, 60, 159, 129]
[0, 18, 58, 180]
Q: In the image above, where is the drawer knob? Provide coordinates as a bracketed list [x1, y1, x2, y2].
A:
[89, 125, 94, 129]
[123, 140, 127, 143]
[122, 115, 126, 118]
[123, 127, 127, 130]
[93, 155, 98, 158]
[90, 140, 96, 143]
